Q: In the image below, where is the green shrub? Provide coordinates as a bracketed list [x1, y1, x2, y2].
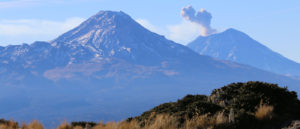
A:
[71, 121, 97, 128]
[136, 81, 300, 129]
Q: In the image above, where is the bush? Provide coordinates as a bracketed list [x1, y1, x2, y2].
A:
[136, 81, 300, 129]
[71, 121, 97, 128]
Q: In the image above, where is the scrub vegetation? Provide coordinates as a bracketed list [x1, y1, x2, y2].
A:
[1, 82, 299, 129]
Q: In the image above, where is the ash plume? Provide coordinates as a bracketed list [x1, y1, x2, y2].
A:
[181, 6, 216, 36]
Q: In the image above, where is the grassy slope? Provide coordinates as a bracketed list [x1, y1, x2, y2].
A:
[1, 81, 300, 129]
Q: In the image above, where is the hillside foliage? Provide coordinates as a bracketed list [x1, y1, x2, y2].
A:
[1, 81, 299, 129]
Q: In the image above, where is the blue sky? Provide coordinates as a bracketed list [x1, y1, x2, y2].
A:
[0, 0, 299, 63]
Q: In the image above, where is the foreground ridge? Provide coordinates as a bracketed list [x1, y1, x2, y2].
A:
[1, 82, 299, 129]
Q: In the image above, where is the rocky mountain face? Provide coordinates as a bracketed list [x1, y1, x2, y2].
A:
[51, 11, 196, 66]
[0, 11, 299, 127]
[187, 28, 300, 78]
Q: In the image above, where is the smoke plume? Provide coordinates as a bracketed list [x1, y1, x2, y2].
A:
[181, 6, 216, 36]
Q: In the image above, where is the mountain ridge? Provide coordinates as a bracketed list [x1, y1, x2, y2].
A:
[187, 28, 300, 78]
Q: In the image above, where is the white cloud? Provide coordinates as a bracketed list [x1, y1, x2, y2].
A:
[136, 19, 202, 45]
[0, 0, 98, 8]
[0, 18, 85, 44]
[136, 19, 166, 35]
[167, 21, 203, 44]
[0, 0, 41, 8]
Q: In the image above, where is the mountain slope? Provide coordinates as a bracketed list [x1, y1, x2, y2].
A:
[51, 11, 203, 66]
[187, 28, 300, 78]
[0, 11, 299, 127]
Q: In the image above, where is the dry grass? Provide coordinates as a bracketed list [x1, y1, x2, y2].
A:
[143, 114, 178, 129]
[184, 112, 227, 129]
[22, 120, 44, 129]
[73, 113, 228, 129]
[92, 114, 177, 129]
[72, 126, 83, 129]
[0, 112, 229, 129]
[57, 122, 72, 129]
[255, 104, 274, 120]
[0, 120, 18, 129]
[215, 112, 228, 125]
[0, 120, 44, 129]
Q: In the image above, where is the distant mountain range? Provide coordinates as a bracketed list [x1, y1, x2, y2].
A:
[187, 28, 300, 78]
[0, 11, 299, 127]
